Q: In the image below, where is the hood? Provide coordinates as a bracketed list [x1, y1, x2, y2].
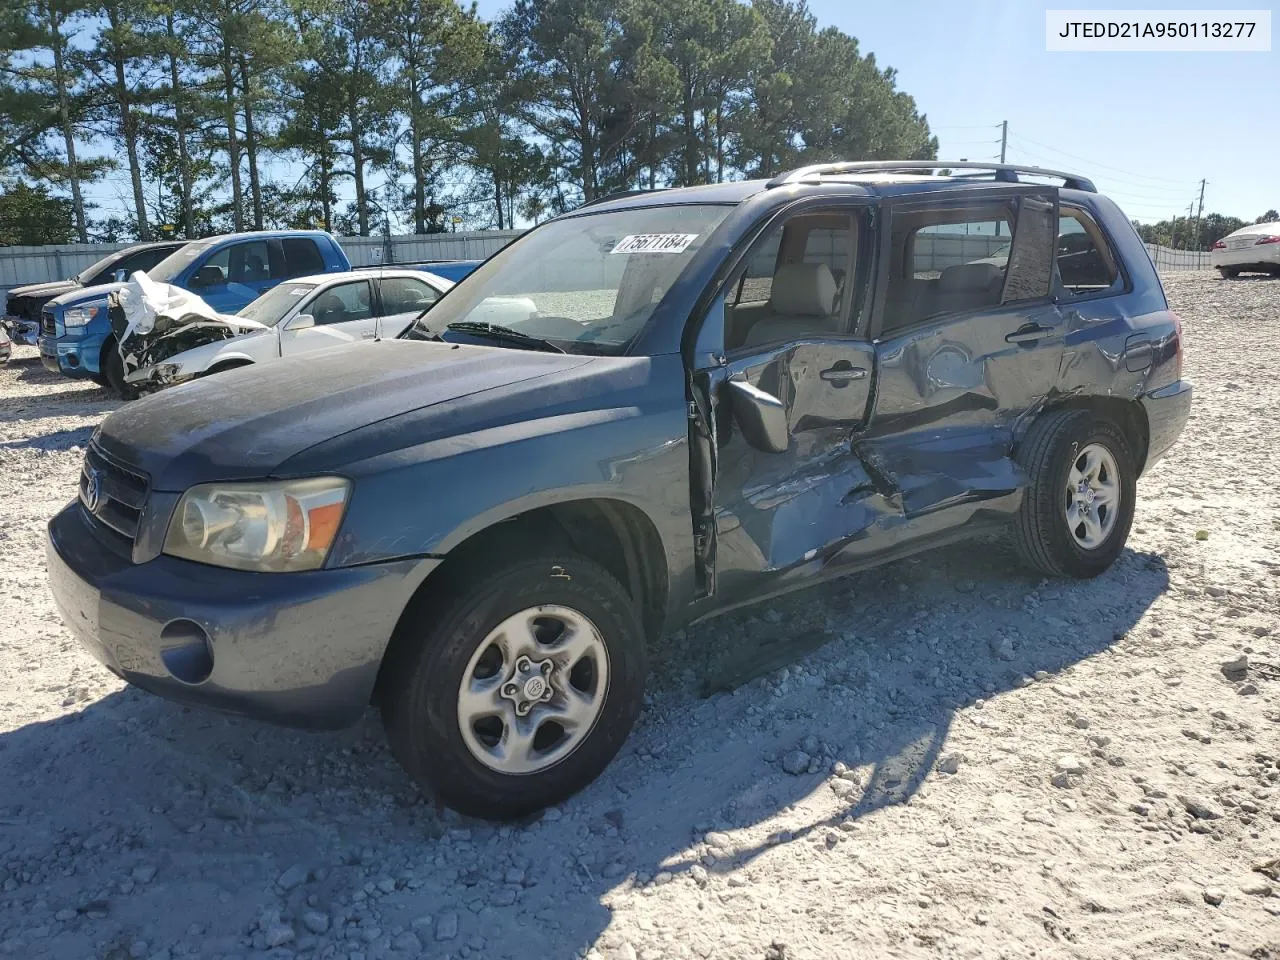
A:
[6, 279, 81, 302]
[48, 281, 126, 310]
[95, 340, 593, 490]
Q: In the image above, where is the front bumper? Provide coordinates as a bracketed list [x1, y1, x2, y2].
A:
[1140, 379, 1192, 471]
[47, 501, 438, 729]
[39, 333, 101, 377]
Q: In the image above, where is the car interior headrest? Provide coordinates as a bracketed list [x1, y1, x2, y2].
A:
[939, 262, 1003, 293]
[769, 262, 839, 316]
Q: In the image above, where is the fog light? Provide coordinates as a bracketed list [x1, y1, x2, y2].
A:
[159, 619, 214, 684]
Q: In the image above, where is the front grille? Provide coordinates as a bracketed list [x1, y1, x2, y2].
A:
[41, 307, 56, 337]
[79, 442, 149, 548]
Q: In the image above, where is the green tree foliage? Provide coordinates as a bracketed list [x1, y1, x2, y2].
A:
[1132, 212, 1249, 250]
[3, 0, 946, 240]
[0, 181, 77, 244]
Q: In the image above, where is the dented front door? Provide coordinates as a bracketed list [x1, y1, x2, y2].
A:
[692, 204, 883, 608]
[709, 338, 879, 605]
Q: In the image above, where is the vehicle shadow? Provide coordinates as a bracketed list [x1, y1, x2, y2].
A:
[0, 541, 1169, 959]
[0, 425, 96, 451]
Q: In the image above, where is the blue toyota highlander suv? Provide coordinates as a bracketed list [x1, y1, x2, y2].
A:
[39, 230, 350, 394]
[46, 162, 1192, 820]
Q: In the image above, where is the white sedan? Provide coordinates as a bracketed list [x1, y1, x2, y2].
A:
[1211, 222, 1280, 278]
[125, 269, 452, 389]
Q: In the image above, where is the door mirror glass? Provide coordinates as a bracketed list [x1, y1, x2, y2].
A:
[289, 313, 315, 330]
[190, 265, 224, 289]
[728, 378, 789, 453]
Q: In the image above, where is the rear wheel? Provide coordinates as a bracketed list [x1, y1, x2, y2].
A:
[1013, 409, 1137, 578]
[380, 553, 647, 820]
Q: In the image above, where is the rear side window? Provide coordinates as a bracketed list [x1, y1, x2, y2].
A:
[912, 220, 1010, 280]
[1057, 211, 1119, 295]
[282, 238, 326, 278]
[380, 277, 438, 314]
[883, 196, 1055, 334]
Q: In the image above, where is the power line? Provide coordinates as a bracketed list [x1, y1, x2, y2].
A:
[1001, 131, 1191, 185]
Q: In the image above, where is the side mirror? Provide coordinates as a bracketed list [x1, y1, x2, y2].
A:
[289, 313, 315, 330]
[112, 268, 128, 283]
[189, 265, 222, 289]
[728, 378, 789, 453]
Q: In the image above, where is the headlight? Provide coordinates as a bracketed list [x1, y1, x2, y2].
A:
[62, 303, 103, 329]
[163, 477, 351, 572]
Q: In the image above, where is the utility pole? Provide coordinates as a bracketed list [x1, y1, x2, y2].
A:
[995, 120, 1008, 237]
[1193, 178, 1207, 251]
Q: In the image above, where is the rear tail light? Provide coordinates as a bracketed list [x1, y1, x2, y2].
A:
[1211, 239, 1227, 250]
[1255, 235, 1280, 245]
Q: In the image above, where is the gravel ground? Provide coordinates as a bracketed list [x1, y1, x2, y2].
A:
[1, 271, 1278, 960]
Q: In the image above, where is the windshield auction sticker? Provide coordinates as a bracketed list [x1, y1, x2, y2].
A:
[1046, 10, 1270, 50]
[611, 234, 699, 254]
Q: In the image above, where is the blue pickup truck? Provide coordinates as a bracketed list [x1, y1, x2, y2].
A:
[39, 230, 350, 394]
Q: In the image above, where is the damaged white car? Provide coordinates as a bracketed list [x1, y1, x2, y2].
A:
[111, 269, 454, 395]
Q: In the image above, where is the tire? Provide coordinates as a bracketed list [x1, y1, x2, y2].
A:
[101, 340, 136, 400]
[1013, 409, 1137, 579]
[1217, 267, 1239, 279]
[380, 553, 647, 820]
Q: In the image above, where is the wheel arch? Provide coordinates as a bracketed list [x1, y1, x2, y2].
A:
[1028, 395, 1150, 475]
[375, 497, 671, 701]
[203, 356, 256, 375]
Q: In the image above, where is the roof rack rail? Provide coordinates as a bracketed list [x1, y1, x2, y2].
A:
[580, 187, 672, 208]
[766, 161, 1096, 193]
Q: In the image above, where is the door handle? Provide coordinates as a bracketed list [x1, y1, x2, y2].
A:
[820, 365, 867, 383]
[1005, 324, 1054, 344]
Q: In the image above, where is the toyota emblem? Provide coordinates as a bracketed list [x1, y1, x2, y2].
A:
[84, 468, 103, 512]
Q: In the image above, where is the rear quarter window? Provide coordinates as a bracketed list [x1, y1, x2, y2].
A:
[1057, 210, 1121, 295]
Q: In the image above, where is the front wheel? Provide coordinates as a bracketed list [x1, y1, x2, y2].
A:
[1013, 410, 1137, 578]
[380, 553, 647, 820]
[102, 340, 136, 400]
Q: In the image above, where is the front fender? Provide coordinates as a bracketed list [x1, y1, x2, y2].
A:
[313, 354, 698, 613]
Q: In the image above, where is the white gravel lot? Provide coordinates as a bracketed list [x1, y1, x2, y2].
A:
[1, 271, 1278, 960]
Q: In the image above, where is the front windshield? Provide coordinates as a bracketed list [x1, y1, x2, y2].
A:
[406, 204, 732, 354]
[148, 240, 213, 284]
[238, 282, 317, 325]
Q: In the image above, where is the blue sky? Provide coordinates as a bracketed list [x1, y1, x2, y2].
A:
[469, 0, 1279, 224]
[75, 0, 1279, 227]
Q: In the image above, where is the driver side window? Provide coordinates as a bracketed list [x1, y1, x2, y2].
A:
[305, 281, 373, 326]
[724, 211, 859, 352]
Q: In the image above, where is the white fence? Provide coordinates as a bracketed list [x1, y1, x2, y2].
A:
[1145, 244, 1209, 272]
[0, 231, 524, 300]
